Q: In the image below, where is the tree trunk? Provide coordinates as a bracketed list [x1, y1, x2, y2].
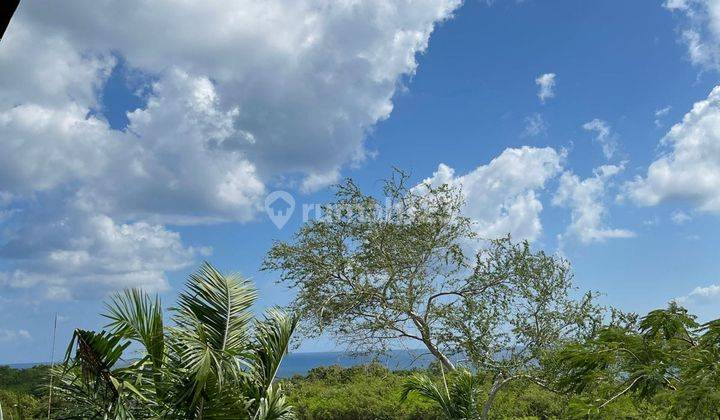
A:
[423, 338, 455, 371]
[409, 312, 455, 371]
[480, 374, 514, 420]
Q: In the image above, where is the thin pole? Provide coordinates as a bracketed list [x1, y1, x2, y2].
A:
[47, 313, 58, 420]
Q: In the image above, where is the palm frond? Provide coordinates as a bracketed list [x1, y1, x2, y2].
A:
[175, 262, 257, 355]
[57, 331, 150, 419]
[53, 262, 297, 420]
[171, 262, 257, 410]
[252, 308, 299, 390]
[401, 373, 450, 409]
[254, 383, 295, 420]
[401, 369, 479, 419]
[105, 288, 165, 370]
[447, 369, 479, 419]
[64, 329, 130, 384]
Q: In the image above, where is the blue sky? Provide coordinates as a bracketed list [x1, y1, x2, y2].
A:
[1, 0, 720, 363]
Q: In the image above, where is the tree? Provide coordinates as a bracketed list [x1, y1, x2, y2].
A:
[554, 302, 720, 418]
[53, 262, 298, 419]
[263, 172, 470, 371]
[263, 171, 601, 418]
[438, 238, 602, 418]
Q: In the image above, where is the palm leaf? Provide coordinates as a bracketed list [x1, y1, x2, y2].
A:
[251, 308, 298, 390]
[105, 288, 165, 370]
[54, 262, 297, 420]
[401, 369, 478, 419]
[58, 330, 146, 419]
[254, 383, 295, 420]
[248, 308, 298, 419]
[171, 262, 257, 411]
[401, 373, 452, 412]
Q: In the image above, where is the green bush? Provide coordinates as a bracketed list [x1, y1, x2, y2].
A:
[283, 364, 574, 420]
[0, 365, 48, 397]
[0, 388, 43, 419]
[284, 363, 442, 419]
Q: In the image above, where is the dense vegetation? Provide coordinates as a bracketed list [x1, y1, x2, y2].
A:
[8, 263, 299, 419]
[264, 172, 603, 417]
[282, 363, 570, 420]
[0, 365, 48, 419]
[1, 174, 719, 419]
[0, 360, 679, 419]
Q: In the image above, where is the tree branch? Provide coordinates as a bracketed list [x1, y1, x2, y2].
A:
[599, 375, 644, 409]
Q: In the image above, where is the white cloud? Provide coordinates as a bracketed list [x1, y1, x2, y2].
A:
[0, 23, 115, 109]
[0, 103, 118, 193]
[655, 106, 672, 127]
[582, 119, 617, 160]
[12, 0, 461, 190]
[624, 86, 720, 212]
[0, 1, 461, 298]
[300, 168, 342, 194]
[521, 113, 548, 137]
[671, 210, 692, 224]
[0, 208, 204, 300]
[664, 0, 720, 70]
[553, 164, 635, 244]
[94, 70, 266, 223]
[421, 146, 564, 241]
[535, 73, 556, 103]
[675, 283, 720, 306]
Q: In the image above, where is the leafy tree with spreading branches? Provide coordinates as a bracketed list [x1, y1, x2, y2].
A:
[263, 171, 601, 418]
[555, 302, 720, 418]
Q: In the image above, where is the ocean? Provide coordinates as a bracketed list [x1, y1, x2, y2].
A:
[6, 349, 436, 378]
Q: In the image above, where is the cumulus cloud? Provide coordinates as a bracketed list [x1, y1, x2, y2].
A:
[664, 0, 720, 70]
[0, 23, 115, 109]
[624, 86, 720, 212]
[553, 164, 635, 244]
[535, 73, 556, 103]
[0, 207, 205, 300]
[420, 147, 564, 241]
[582, 119, 617, 160]
[13, 0, 461, 189]
[0, 0, 462, 298]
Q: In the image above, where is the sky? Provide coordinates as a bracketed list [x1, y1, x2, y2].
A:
[1, 0, 720, 363]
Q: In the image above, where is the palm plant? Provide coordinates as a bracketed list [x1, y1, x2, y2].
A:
[401, 368, 480, 419]
[53, 262, 298, 419]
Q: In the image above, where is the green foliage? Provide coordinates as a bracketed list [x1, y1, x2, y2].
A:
[264, 171, 602, 417]
[0, 388, 43, 419]
[263, 171, 472, 371]
[0, 365, 49, 397]
[554, 302, 720, 418]
[52, 262, 298, 419]
[283, 364, 568, 420]
[284, 364, 443, 420]
[401, 369, 479, 419]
